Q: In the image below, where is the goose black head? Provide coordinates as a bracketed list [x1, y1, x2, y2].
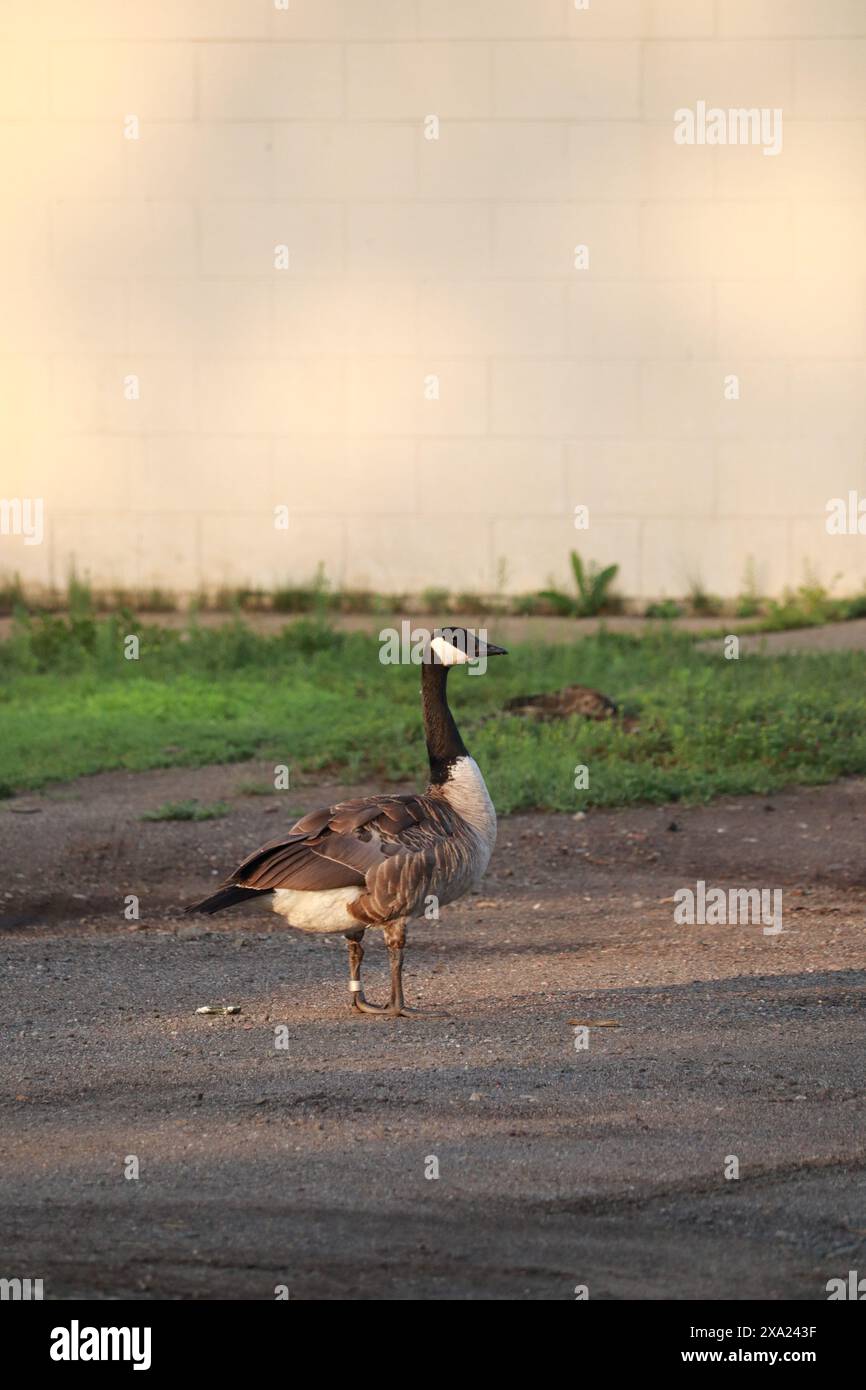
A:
[424, 627, 508, 667]
[420, 627, 506, 785]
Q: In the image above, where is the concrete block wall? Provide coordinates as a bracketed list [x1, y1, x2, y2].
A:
[1, 0, 865, 600]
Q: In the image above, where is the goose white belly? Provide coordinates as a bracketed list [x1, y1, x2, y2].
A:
[272, 886, 361, 934]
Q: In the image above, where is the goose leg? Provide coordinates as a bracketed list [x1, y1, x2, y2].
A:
[347, 921, 440, 1017]
[384, 920, 408, 1014]
[345, 929, 389, 1014]
[383, 920, 444, 1017]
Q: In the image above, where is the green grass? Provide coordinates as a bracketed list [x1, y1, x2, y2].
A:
[234, 779, 278, 796]
[142, 800, 230, 822]
[2, 614, 866, 812]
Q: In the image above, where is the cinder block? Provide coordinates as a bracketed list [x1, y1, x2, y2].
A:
[717, 439, 865, 519]
[28, 123, 128, 204]
[721, 1, 866, 39]
[35, 435, 144, 512]
[568, 122, 714, 200]
[417, 440, 565, 515]
[344, 514, 489, 592]
[200, 202, 344, 277]
[52, 355, 197, 433]
[492, 516, 640, 592]
[57, 201, 197, 278]
[493, 203, 641, 278]
[0, 43, 48, 117]
[4, 438, 143, 544]
[417, 281, 565, 356]
[642, 203, 721, 279]
[347, 358, 487, 436]
[129, 279, 271, 356]
[793, 202, 866, 278]
[197, 359, 344, 435]
[275, 123, 415, 199]
[567, 440, 715, 517]
[0, 356, 53, 437]
[493, 41, 640, 118]
[716, 279, 866, 359]
[0, 433, 58, 499]
[347, 42, 490, 119]
[645, 0, 716, 37]
[128, 513, 205, 590]
[417, 122, 570, 201]
[201, 511, 346, 588]
[51, 42, 195, 119]
[791, 362, 866, 435]
[419, 0, 564, 39]
[273, 281, 416, 356]
[637, 122, 718, 198]
[642, 202, 793, 279]
[271, 439, 417, 515]
[0, 488, 52, 584]
[565, 0, 715, 38]
[567, 123, 644, 200]
[200, 44, 342, 119]
[640, 362, 791, 438]
[567, 281, 714, 359]
[640, 518, 789, 596]
[4, 0, 272, 40]
[788, 520, 866, 592]
[139, 436, 271, 513]
[49, 511, 203, 590]
[348, 203, 490, 279]
[491, 360, 640, 436]
[0, 275, 126, 355]
[0, 1, 28, 37]
[0, 200, 48, 279]
[564, 0, 644, 38]
[268, 0, 417, 40]
[0, 120, 136, 204]
[50, 513, 145, 588]
[643, 41, 792, 120]
[0, 123, 51, 202]
[126, 123, 274, 201]
[715, 120, 866, 199]
[794, 40, 866, 116]
[23, 0, 412, 42]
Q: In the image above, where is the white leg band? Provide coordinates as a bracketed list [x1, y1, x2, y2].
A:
[349, 980, 362, 992]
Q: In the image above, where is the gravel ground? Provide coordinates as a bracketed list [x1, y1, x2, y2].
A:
[1, 765, 865, 1300]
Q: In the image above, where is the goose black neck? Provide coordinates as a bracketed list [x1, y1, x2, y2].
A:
[422, 663, 469, 786]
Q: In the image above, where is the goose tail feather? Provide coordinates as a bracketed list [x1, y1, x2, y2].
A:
[186, 885, 266, 915]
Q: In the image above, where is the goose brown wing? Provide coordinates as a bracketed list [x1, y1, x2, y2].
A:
[223, 793, 461, 895]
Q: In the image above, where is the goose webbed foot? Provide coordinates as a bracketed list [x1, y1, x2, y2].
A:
[353, 998, 446, 1018]
[351, 992, 391, 1015]
[387, 1002, 448, 1018]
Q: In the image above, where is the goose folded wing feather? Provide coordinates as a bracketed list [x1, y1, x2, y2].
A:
[224, 793, 461, 898]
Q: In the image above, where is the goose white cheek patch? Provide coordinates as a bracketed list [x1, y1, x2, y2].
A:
[430, 634, 486, 674]
[429, 635, 469, 665]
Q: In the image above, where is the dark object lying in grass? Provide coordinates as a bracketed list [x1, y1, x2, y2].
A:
[504, 684, 637, 728]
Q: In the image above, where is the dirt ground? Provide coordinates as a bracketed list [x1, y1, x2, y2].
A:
[1, 763, 865, 1300]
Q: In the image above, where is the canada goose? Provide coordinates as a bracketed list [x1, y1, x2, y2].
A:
[188, 628, 507, 1016]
